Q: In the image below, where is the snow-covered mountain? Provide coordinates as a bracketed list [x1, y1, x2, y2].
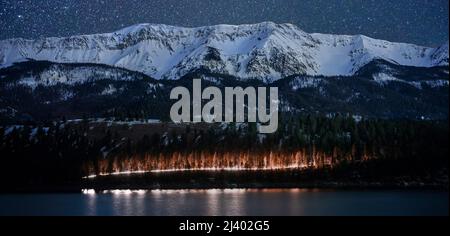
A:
[0, 22, 448, 81]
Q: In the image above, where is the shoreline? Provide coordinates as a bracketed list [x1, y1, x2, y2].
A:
[3, 181, 448, 194]
[2, 168, 448, 194]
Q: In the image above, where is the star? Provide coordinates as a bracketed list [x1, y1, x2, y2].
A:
[0, 0, 448, 47]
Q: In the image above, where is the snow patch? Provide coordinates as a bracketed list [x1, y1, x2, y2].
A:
[101, 84, 117, 95]
[373, 73, 401, 85]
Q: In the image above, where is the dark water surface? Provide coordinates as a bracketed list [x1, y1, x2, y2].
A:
[0, 189, 448, 216]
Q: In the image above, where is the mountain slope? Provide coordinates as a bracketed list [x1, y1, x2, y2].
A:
[0, 60, 447, 123]
[0, 22, 448, 81]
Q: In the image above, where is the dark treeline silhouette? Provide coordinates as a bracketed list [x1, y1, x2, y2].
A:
[0, 115, 448, 190]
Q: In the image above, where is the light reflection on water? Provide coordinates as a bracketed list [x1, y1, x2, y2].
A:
[0, 189, 448, 216]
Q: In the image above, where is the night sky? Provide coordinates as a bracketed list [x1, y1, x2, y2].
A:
[0, 0, 448, 47]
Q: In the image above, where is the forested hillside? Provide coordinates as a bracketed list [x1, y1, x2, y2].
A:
[1, 115, 447, 191]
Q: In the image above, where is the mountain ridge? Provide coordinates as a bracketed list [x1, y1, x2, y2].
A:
[1, 22, 448, 81]
[1, 59, 448, 123]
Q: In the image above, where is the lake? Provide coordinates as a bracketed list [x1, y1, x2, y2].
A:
[0, 189, 448, 216]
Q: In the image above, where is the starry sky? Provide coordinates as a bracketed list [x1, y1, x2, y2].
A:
[0, 0, 448, 47]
